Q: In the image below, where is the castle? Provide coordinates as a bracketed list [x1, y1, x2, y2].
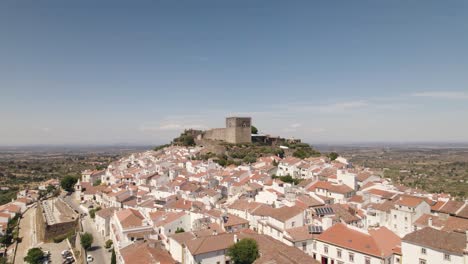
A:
[201, 117, 252, 144]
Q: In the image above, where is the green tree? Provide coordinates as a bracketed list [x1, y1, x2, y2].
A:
[46, 184, 56, 194]
[328, 152, 339, 161]
[105, 239, 113, 249]
[81, 232, 94, 250]
[93, 179, 102, 186]
[89, 209, 96, 219]
[175, 227, 185, 233]
[61, 175, 78, 192]
[24, 248, 44, 264]
[251, 126, 258, 134]
[227, 238, 259, 264]
[111, 248, 117, 264]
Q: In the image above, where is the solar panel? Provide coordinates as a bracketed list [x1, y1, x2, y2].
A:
[314, 207, 334, 215]
[307, 225, 323, 234]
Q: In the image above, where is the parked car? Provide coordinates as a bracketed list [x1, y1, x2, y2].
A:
[87, 254, 94, 262]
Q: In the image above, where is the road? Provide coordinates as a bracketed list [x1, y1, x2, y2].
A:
[63, 193, 111, 264]
[15, 205, 71, 264]
[15, 207, 36, 264]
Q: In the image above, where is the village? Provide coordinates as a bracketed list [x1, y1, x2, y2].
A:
[2, 118, 468, 264]
[70, 141, 468, 264]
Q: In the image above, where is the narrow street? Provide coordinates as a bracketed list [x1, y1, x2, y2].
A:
[14, 208, 36, 264]
[63, 193, 111, 264]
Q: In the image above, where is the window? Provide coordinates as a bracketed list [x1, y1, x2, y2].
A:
[365, 257, 371, 264]
[349, 253, 354, 262]
[405, 217, 408, 221]
[302, 242, 307, 251]
[324, 245, 328, 253]
[419, 259, 426, 264]
[421, 248, 426, 254]
[394, 215, 397, 219]
[291, 221, 295, 227]
[444, 254, 450, 261]
[337, 249, 342, 258]
[396, 257, 400, 263]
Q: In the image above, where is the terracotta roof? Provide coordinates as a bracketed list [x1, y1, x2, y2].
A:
[431, 201, 446, 211]
[348, 195, 364, 203]
[414, 213, 468, 233]
[456, 203, 468, 219]
[239, 230, 320, 264]
[223, 213, 249, 227]
[153, 212, 186, 227]
[369, 200, 395, 213]
[439, 200, 465, 215]
[317, 223, 400, 258]
[403, 227, 467, 255]
[116, 208, 145, 229]
[120, 242, 175, 264]
[185, 233, 235, 255]
[284, 225, 317, 242]
[366, 189, 396, 199]
[268, 206, 304, 222]
[95, 207, 118, 219]
[308, 181, 354, 194]
[394, 195, 427, 208]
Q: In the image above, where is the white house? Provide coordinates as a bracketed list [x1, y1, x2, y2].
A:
[313, 223, 401, 264]
[402, 227, 468, 264]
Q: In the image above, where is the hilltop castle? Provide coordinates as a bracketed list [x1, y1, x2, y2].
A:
[201, 117, 252, 144]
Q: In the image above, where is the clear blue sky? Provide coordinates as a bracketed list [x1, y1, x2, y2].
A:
[1, 0, 467, 145]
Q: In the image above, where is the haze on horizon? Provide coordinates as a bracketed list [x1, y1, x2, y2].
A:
[1, 1, 467, 146]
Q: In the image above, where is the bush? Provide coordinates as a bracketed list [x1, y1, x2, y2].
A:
[81, 232, 93, 250]
[24, 248, 44, 264]
[61, 175, 78, 192]
[227, 238, 259, 264]
[105, 239, 113, 249]
[328, 152, 339, 161]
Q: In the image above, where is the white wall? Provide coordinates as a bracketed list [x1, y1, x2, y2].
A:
[401, 241, 464, 264]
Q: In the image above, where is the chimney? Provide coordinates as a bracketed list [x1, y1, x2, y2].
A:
[428, 217, 433, 227]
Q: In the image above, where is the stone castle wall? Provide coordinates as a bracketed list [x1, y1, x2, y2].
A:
[37, 201, 78, 242]
[202, 117, 252, 144]
[203, 128, 226, 142]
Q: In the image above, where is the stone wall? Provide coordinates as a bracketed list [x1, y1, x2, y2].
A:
[203, 128, 226, 142]
[37, 201, 78, 242]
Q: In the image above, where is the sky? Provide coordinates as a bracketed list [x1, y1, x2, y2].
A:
[1, 0, 467, 146]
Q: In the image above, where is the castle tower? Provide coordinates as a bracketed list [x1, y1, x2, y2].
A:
[225, 117, 252, 144]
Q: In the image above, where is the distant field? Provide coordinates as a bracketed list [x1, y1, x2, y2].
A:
[317, 144, 468, 198]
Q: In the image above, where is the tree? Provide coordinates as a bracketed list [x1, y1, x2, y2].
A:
[105, 239, 113, 249]
[81, 232, 94, 250]
[328, 152, 339, 161]
[46, 184, 56, 194]
[93, 179, 102, 186]
[227, 238, 259, 264]
[24, 248, 44, 264]
[251, 126, 258, 134]
[111, 248, 117, 264]
[175, 227, 185, 233]
[61, 175, 78, 192]
[89, 209, 96, 219]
